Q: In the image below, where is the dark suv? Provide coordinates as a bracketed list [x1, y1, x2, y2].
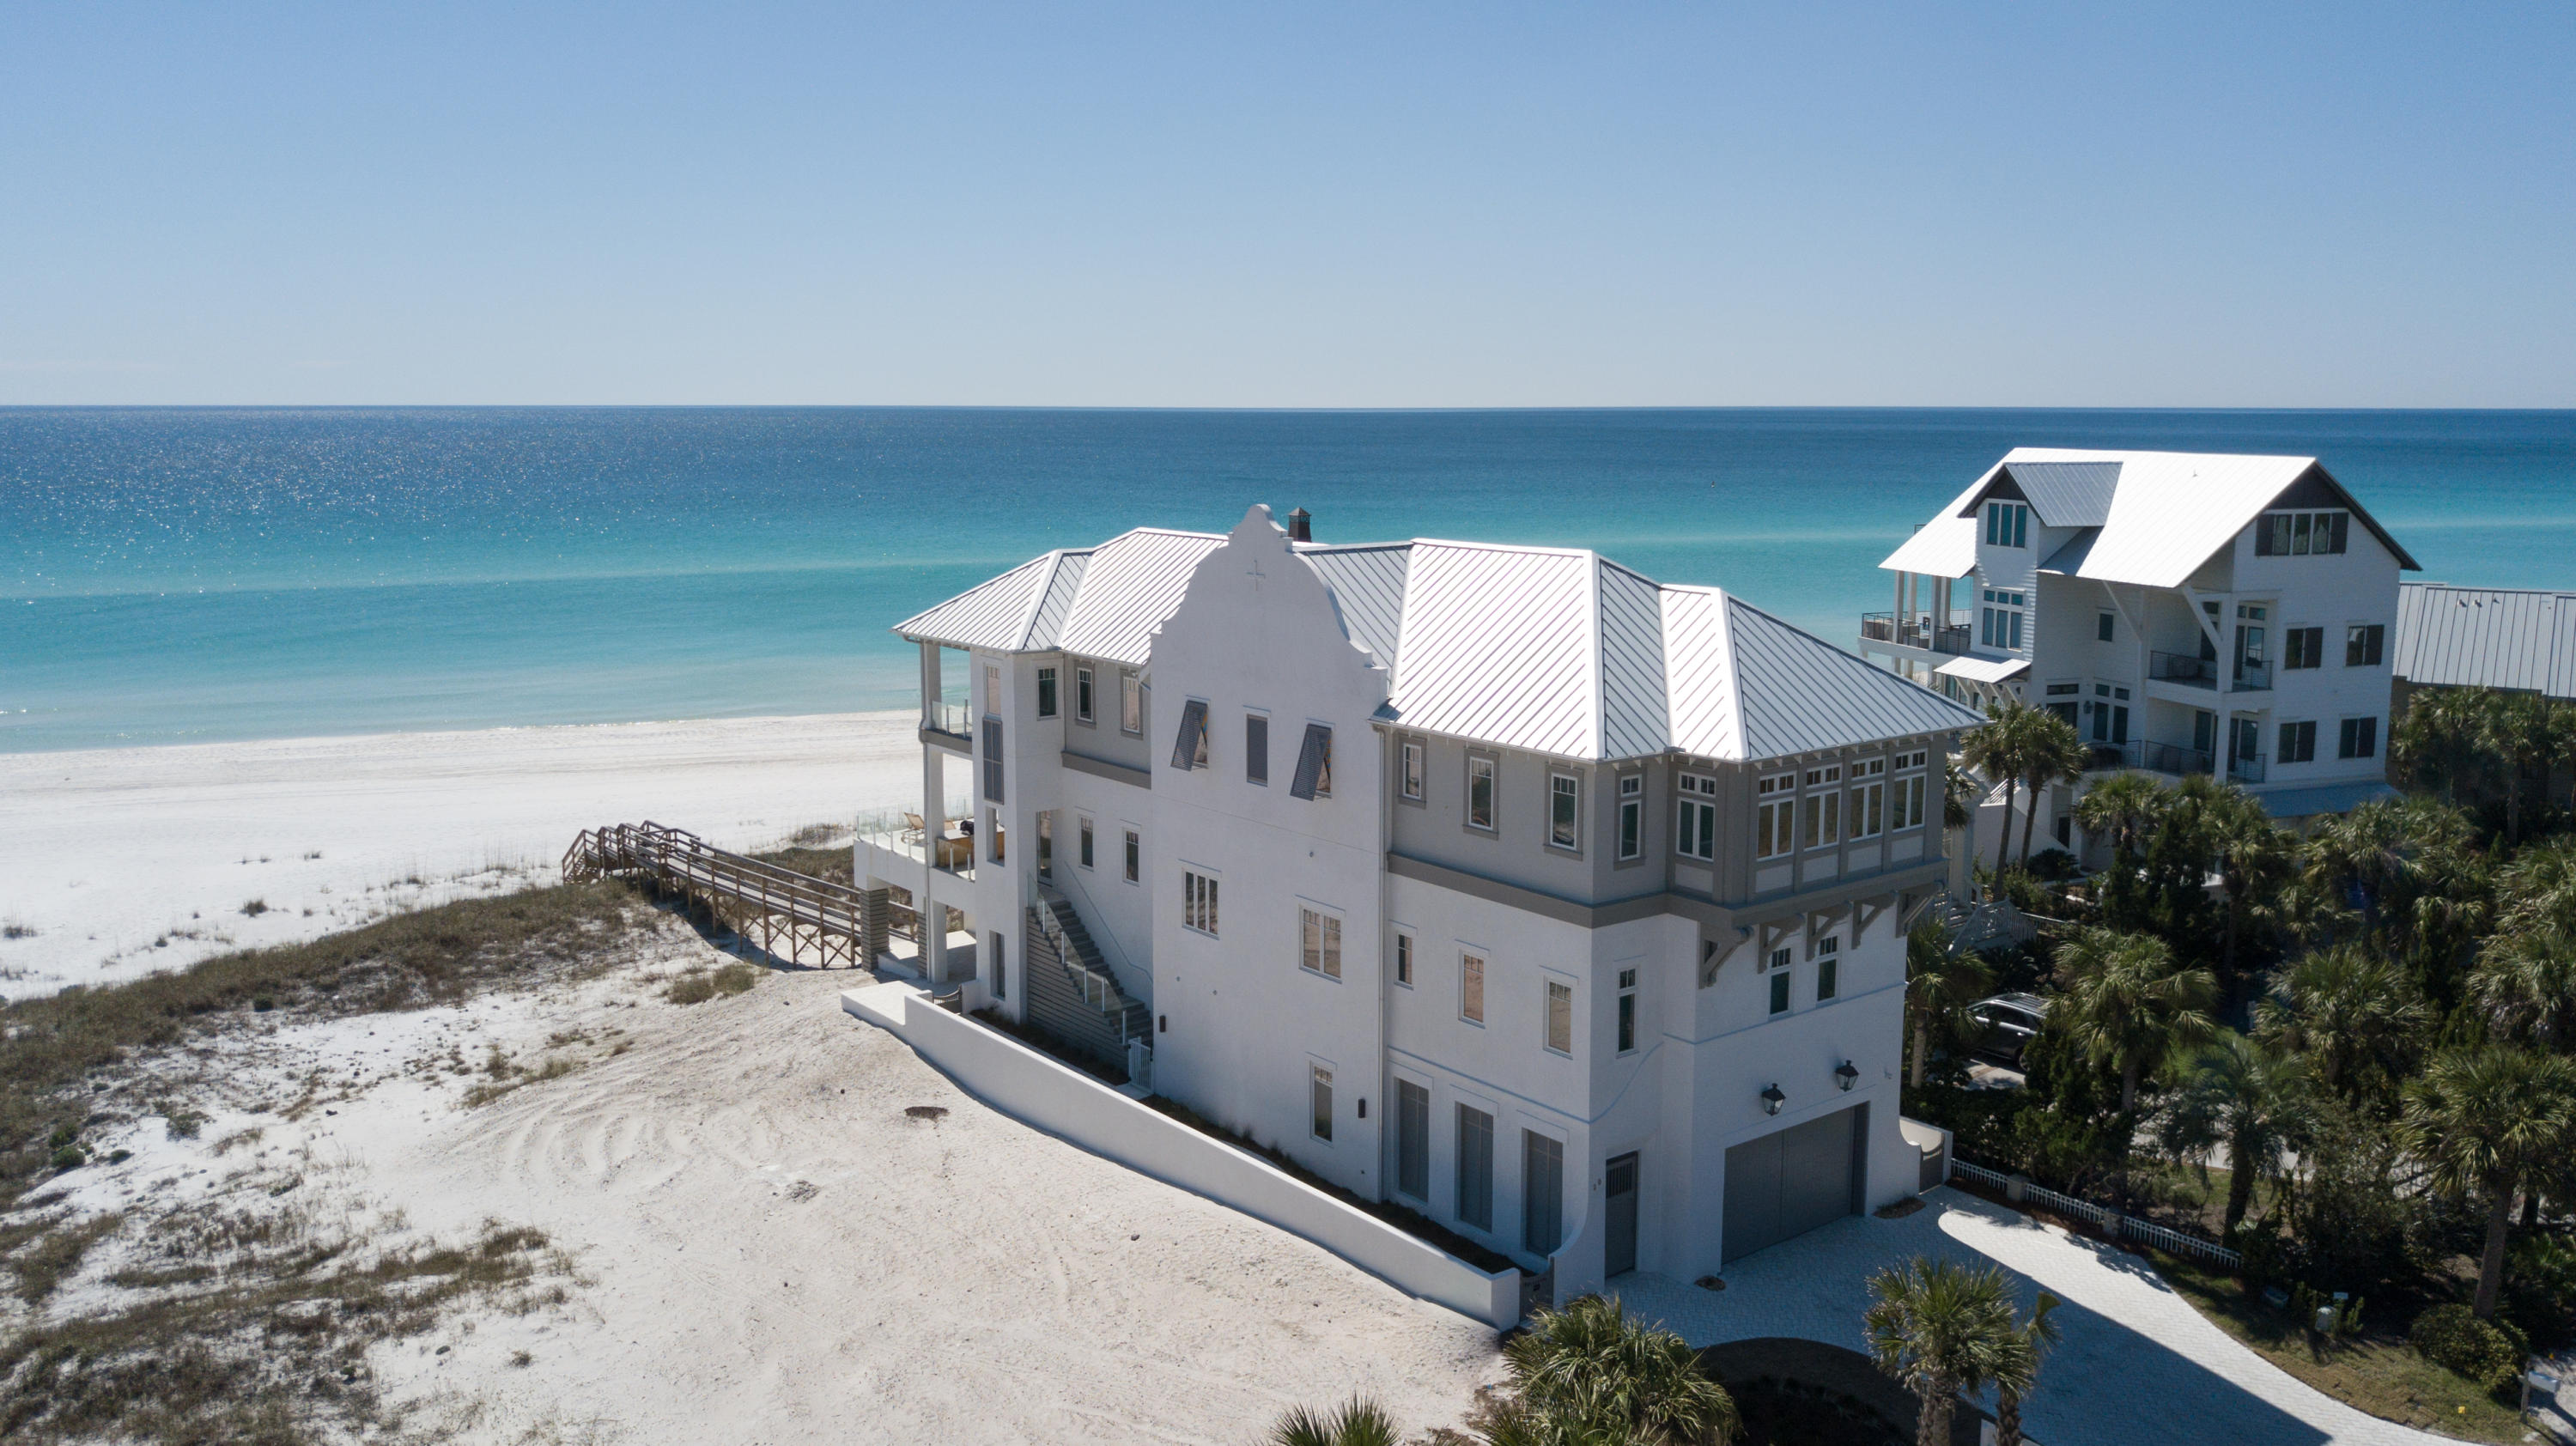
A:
[1968, 993, 2050, 1067]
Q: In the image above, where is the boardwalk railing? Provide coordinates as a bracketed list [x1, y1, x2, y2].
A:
[1950, 1158, 2244, 1270]
[563, 820, 873, 970]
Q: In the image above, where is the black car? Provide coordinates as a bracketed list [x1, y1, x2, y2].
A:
[1968, 993, 2050, 1067]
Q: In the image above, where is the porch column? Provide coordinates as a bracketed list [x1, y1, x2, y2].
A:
[921, 744, 949, 985]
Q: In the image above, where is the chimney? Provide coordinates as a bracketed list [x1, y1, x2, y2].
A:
[1286, 507, 1312, 543]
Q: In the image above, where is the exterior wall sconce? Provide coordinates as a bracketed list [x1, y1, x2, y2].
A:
[1835, 1060, 1861, 1092]
[1759, 1084, 1786, 1115]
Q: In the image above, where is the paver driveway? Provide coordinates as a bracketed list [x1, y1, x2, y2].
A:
[1611, 1188, 2457, 1446]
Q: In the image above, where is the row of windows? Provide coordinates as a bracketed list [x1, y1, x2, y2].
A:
[1066, 814, 1144, 884]
[2275, 716, 2379, 764]
[1750, 754, 1929, 860]
[1763, 937, 1840, 1017]
[1036, 664, 1145, 735]
[2254, 510, 2350, 556]
[2278, 623, 2385, 670]
[1170, 702, 1335, 799]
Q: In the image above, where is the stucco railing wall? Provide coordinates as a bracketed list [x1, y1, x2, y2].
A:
[842, 982, 1523, 1328]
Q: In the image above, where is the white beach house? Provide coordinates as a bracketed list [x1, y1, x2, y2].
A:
[1860, 448, 2419, 837]
[854, 504, 1982, 1302]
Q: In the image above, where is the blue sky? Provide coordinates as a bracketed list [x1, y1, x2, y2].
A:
[3, 2, 2570, 406]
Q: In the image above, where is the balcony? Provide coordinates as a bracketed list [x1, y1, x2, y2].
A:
[1861, 612, 1973, 656]
[2140, 740, 2215, 777]
[860, 820, 978, 882]
[2228, 753, 2267, 785]
[2232, 659, 2273, 693]
[925, 699, 973, 737]
[2149, 651, 2218, 690]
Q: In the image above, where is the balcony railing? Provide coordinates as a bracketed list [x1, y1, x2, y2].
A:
[1861, 612, 1973, 656]
[2149, 651, 2218, 689]
[925, 699, 973, 736]
[2084, 744, 2133, 772]
[2229, 753, 2267, 785]
[2232, 659, 2273, 693]
[2140, 740, 2215, 777]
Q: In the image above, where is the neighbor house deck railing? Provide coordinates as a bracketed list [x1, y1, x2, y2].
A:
[2140, 740, 2215, 777]
[2149, 651, 2219, 688]
[1861, 612, 1972, 655]
[1948, 1158, 2244, 1269]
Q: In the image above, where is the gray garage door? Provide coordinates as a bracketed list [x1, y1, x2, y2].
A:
[1721, 1103, 1864, 1264]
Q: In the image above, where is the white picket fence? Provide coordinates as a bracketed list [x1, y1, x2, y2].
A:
[1950, 1158, 2244, 1269]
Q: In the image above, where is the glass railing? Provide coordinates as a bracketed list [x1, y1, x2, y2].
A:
[2231, 660, 2273, 693]
[2149, 651, 2218, 688]
[2140, 740, 2215, 776]
[2228, 754, 2267, 785]
[925, 699, 973, 735]
[1858, 613, 1973, 655]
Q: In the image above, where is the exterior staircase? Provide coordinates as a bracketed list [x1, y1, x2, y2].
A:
[1024, 890, 1152, 1072]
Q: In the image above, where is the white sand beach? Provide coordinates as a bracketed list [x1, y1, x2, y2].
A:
[0, 713, 924, 1000]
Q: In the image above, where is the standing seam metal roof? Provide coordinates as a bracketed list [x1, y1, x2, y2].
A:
[2392, 584, 2576, 700]
[899, 513, 1983, 762]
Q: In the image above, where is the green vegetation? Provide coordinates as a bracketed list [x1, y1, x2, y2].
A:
[663, 960, 762, 1005]
[1907, 684, 2576, 1429]
[1269, 1397, 1399, 1446]
[1862, 1257, 2032, 1446]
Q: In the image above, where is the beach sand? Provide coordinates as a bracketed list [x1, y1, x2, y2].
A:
[0, 713, 923, 1000]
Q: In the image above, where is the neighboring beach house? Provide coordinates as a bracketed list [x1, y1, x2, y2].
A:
[2391, 583, 2576, 705]
[1859, 448, 2419, 840]
[854, 505, 1982, 1301]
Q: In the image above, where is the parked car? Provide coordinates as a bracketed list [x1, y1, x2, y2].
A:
[1968, 993, 2050, 1067]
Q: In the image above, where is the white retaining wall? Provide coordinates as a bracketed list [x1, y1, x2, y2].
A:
[842, 981, 1523, 1328]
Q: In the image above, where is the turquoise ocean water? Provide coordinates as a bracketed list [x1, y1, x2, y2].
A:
[4, 408, 2573, 752]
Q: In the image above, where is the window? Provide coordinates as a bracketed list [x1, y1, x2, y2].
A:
[2097, 611, 2116, 642]
[981, 717, 1005, 803]
[1461, 953, 1485, 1024]
[1544, 980, 1573, 1054]
[1394, 932, 1413, 987]
[1291, 724, 1333, 799]
[1394, 1081, 1430, 1200]
[1075, 666, 1095, 724]
[2339, 716, 2379, 760]
[1245, 713, 1268, 785]
[1170, 698, 1209, 770]
[1893, 750, 1927, 830]
[1400, 740, 1424, 801]
[1120, 670, 1143, 735]
[1751, 773, 1789, 860]
[1979, 589, 2027, 650]
[1815, 936, 1839, 1002]
[1850, 757, 1885, 840]
[1548, 773, 1580, 851]
[987, 805, 1005, 863]
[1617, 775, 1643, 860]
[1182, 870, 1219, 935]
[1769, 969, 1791, 1017]
[1078, 815, 1095, 869]
[2346, 623, 2385, 667]
[1036, 667, 1058, 718]
[1036, 811, 1052, 879]
[1309, 1065, 1334, 1142]
[1616, 967, 1638, 1054]
[1522, 1131, 1564, 1255]
[1466, 755, 1497, 830]
[1666, 772, 1716, 860]
[1299, 907, 1342, 980]
[1767, 946, 1791, 972]
[1984, 500, 2030, 548]
[1123, 829, 1139, 884]
[2278, 720, 2318, 764]
[1456, 1106, 1494, 1230]
[2284, 627, 2325, 670]
[992, 932, 1005, 999]
[2255, 510, 2349, 556]
[1802, 765, 1842, 849]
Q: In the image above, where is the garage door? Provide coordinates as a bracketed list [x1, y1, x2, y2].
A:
[1721, 1103, 1864, 1264]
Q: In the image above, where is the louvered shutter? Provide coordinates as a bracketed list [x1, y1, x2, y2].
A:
[1290, 724, 1332, 799]
[1169, 699, 1208, 770]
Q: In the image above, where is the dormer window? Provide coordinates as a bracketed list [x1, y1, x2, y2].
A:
[1984, 501, 2029, 548]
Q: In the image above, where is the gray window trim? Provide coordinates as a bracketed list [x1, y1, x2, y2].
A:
[1169, 698, 1209, 771]
[1035, 665, 1058, 719]
[1397, 736, 1426, 808]
[1613, 772, 1644, 866]
[1119, 669, 1143, 736]
[1546, 769, 1583, 856]
[1464, 750, 1499, 835]
[1074, 665, 1096, 727]
[981, 716, 1005, 804]
[1246, 711, 1269, 786]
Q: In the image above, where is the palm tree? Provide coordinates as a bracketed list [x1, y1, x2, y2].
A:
[2017, 711, 2092, 869]
[2399, 1045, 2576, 1318]
[2477, 690, 2555, 844]
[2203, 786, 2300, 975]
[2253, 943, 2433, 1103]
[1942, 752, 1979, 831]
[2055, 927, 2219, 1114]
[2301, 796, 2412, 937]
[1991, 1291, 2063, 1446]
[2466, 924, 2576, 1051]
[1863, 1257, 2018, 1446]
[1962, 701, 2043, 878]
[2073, 771, 2165, 866]
[1481, 1295, 1740, 1446]
[1905, 920, 1995, 1087]
[2393, 684, 2491, 807]
[1273, 1398, 1399, 1446]
[2153, 1030, 2312, 1235]
[2495, 835, 2576, 937]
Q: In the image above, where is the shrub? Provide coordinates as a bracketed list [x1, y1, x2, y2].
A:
[2025, 847, 2080, 882]
[240, 899, 270, 917]
[664, 962, 760, 1006]
[49, 1145, 86, 1170]
[2409, 1303, 2525, 1392]
[2504, 1235, 2576, 1351]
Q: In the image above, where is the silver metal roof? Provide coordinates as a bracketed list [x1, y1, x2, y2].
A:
[2392, 584, 2576, 699]
[1996, 460, 2123, 527]
[902, 507, 1983, 762]
[1885, 447, 2420, 587]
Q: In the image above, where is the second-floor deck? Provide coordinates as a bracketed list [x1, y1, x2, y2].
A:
[2148, 651, 2271, 693]
[1861, 611, 1972, 655]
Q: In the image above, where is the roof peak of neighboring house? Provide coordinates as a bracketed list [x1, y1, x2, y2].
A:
[897, 504, 1982, 763]
[1880, 446, 2419, 586]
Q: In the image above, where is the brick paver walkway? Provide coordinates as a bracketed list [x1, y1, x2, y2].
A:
[1610, 1188, 2458, 1446]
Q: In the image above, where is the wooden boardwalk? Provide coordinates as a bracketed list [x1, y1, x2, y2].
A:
[562, 820, 877, 969]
